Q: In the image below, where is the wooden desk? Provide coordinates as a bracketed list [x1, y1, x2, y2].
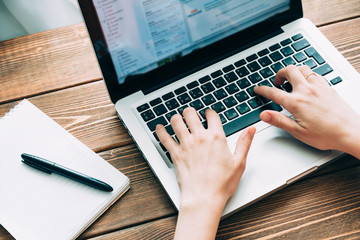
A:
[1, 1, 359, 239]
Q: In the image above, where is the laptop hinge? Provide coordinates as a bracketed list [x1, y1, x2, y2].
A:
[143, 28, 284, 95]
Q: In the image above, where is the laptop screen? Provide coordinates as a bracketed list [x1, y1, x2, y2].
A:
[92, 0, 291, 85]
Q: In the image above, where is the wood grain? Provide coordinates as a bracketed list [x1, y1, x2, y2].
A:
[86, 166, 360, 240]
[303, 0, 360, 26]
[1, 0, 359, 104]
[0, 23, 102, 104]
[0, 18, 359, 154]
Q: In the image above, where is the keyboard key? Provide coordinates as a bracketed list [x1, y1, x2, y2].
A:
[214, 89, 228, 100]
[236, 67, 250, 78]
[165, 111, 177, 121]
[292, 39, 310, 51]
[248, 97, 262, 109]
[271, 62, 285, 73]
[293, 52, 307, 62]
[282, 82, 293, 92]
[199, 75, 211, 83]
[202, 94, 216, 106]
[235, 91, 250, 102]
[141, 109, 155, 122]
[236, 103, 251, 114]
[282, 56, 296, 66]
[213, 77, 227, 88]
[246, 54, 258, 62]
[165, 152, 173, 163]
[219, 114, 227, 124]
[199, 107, 210, 119]
[304, 47, 325, 65]
[269, 43, 281, 51]
[153, 132, 159, 141]
[313, 64, 333, 76]
[211, 102, 226, 113]
[162, 92, 174, 101]
[259, 67, 274, 78]
[330, 76, 342, 85]
[223, 96, 237, 108]
[225, 83, 240, 94]
[137, 103, 149, 112]
[165, 125, 175, 135]
[304, 59, 317, 69]
[234, 59, 246, 67]
[150, 98, 162, 106]
[258, 56, 272, 67]
[280, 38, 292, 46]
[280, 46, 294, 57]
[186, 81, 199, 89]
[159, 142, 167, 152]
[177, 93, 191, 104]
[224, 71, 239, 82]
[248, 72, 262, 84]
[258, 80, 272, 87]
[189, 87, 204, 99]
[190, 99, 204, 110]
[211, 70, 223, 78]
[247, 61, 261, 72]
[246, 86, 255, 97]
[174, 86, 187, 95]
[147, 116, 167, 131]
[165, 99, 180, 110]
[292, 33, 303, 41]
[224, 108, 239, 120]
[258, 48, 270, 56]
[269, 51, 283, 62]
[237, 78, 251, 89]
[223, 64, 235, 73]
[177, 105, 188, 115]
[224, 102, 282, 136]
[153, 104, 167, 116]
[201, 82, 215, 93]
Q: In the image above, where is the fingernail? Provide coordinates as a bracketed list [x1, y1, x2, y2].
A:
[262, 112, 271, 122]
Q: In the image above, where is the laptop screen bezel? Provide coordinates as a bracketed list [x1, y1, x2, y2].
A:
[79, 0, 303, 103]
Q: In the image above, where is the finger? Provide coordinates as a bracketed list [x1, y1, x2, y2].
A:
[233, 126, 256, 172]
[170, 113, 190, 141]
[205, 109, 224, 133]
[274, 65, 308, 88]
[156, 124, 178, 152]
[254, 85, 291, 109]
[298, 65, 329, 86]
[259, 110, 302, 133]
[182, 107, 203, 133]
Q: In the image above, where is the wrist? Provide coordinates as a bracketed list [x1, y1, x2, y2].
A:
[337, 115, 360, 159]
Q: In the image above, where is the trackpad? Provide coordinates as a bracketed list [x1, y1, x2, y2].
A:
[245, 127, 330, 186]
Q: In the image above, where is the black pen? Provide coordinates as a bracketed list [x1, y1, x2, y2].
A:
[21, 153, 113, 192]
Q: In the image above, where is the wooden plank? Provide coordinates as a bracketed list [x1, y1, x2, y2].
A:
[0, 23, 102, 104]
[86, 166, 360, 239]
[1, 18, 359, 153]
[303, 0, 360, 26]
[0, 81, 132, 153]
[1, 0, 359, 104]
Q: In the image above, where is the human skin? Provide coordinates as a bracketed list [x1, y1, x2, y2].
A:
[155, 65, 360, 239]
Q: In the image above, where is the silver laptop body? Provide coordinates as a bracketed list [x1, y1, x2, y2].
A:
[79, 0, 360, 217]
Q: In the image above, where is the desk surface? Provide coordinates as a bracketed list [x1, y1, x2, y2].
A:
[1, 1, 360, 239]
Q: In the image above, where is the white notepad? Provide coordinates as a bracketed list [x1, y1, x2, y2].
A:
[0, 99, 130, 240]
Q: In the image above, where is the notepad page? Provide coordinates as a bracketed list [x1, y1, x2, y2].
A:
[0, 99, 130, 240]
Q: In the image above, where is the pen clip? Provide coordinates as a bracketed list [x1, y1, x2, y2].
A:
[22, 160, 53, 174]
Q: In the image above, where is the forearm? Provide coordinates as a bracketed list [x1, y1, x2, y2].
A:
[174, 199, 226, 240]
[336, 116, 360, 159]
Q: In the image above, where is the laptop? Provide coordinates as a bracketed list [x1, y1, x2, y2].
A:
[78, 0, 360, 217]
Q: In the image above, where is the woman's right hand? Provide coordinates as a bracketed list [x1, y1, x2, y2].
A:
[254, 65, 360, 158]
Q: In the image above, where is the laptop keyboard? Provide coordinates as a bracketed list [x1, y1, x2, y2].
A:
[136, 33, 343, 164]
